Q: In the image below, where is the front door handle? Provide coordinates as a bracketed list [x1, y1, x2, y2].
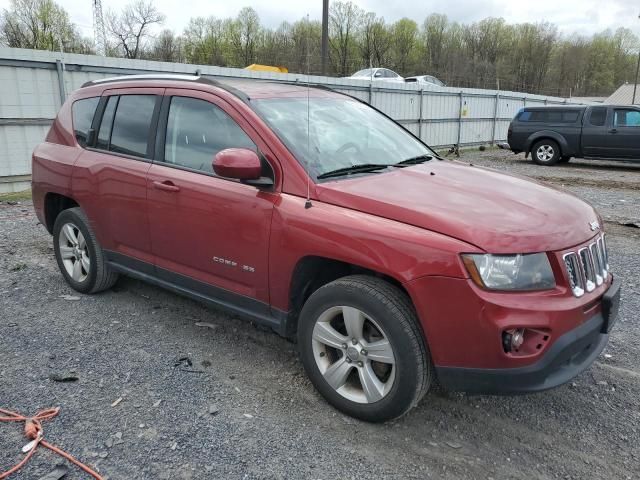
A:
[152, 180, 180, 192]
[609, 128, 618, 134]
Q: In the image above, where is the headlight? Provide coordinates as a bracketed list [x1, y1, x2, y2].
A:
[461, 253, 555, 291]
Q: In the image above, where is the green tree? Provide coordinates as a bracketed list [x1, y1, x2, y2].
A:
[0, 0, 89, 52]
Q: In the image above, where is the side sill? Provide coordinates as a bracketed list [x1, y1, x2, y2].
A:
[106, 254, 288, 336]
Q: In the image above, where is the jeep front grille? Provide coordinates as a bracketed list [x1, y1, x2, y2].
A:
[563, 234, 609, 297]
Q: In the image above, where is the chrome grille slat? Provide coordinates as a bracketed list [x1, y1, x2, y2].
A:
[563, 234, 609, 297]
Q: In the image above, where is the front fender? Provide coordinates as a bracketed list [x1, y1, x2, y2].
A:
[268, 194, 480, 311]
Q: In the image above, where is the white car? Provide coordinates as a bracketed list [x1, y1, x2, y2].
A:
[348, 68, 404, 83]
[405, 75, 446, 87]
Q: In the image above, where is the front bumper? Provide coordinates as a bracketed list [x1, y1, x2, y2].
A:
[436, 276, 620, 394]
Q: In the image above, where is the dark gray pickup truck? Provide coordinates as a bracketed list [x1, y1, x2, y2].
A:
[508, 104, 640, 165]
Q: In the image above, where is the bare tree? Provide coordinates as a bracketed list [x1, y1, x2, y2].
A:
[106, 0, 165, 59]
[226, 7, 261, 66]
[329, 1, 363, 75]
[149, 29, 182, 62]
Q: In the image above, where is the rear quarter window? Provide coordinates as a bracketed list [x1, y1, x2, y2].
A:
[518, 109, 580, 123]
[72, 97, 99, 147]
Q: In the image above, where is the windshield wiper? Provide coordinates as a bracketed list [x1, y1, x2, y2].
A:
[394, 154, 433, 167]
[317, 163, 392, 179]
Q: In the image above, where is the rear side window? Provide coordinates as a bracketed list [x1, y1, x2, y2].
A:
[518, 110, 532, 121]
[72, 97, 99, 147]
[518, 109, 579, 123]
[588, 107, 606, 127]
[614, 109, 640, 127]
[163, 96, 256, 174]
[109, 95, 157, 158]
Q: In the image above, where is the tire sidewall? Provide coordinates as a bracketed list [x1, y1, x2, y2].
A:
[53, 209, 98, 294]
[298, 282, 423, 422]
[532, 140, 561, 165]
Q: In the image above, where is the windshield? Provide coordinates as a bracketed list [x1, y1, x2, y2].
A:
[252, 97, 434, 180]
[351, 69, 373, 77]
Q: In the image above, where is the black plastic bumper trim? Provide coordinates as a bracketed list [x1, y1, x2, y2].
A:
[436, 310, 610, 395]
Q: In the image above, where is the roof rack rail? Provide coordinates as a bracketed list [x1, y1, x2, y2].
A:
[80, 73, 250, 102]
[81, 73, 205, 88]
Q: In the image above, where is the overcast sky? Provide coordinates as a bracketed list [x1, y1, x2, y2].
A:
[2, 0, 639, 40]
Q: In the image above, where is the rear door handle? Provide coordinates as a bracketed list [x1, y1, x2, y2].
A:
[152, 180, 180, 192]
[609, 128, 618, 134]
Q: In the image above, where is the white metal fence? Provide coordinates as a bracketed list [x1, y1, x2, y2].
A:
[0, 47, 582, 192]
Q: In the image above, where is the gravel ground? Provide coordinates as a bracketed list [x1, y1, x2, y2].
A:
[1, 152, 639, 479]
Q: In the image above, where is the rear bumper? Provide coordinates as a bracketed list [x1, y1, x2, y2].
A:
[436, 310, 609, 395]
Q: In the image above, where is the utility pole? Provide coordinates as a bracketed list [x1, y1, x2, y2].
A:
[321, 0, 329, 76]
[634, 12, 640, 105]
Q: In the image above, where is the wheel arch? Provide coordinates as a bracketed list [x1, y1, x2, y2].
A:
[44, 192, 79, 234]
[525, 132, 568, 156]
[284, 255, 413, 338]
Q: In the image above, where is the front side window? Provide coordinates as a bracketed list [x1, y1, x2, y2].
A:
[614, 109, 640, 127]
[253, 97, 435, 180]
[72, 97, 99, 147]
[109, 95, 157, 158]
[589, 107, 606, 127]
[163, 96, 256, 174]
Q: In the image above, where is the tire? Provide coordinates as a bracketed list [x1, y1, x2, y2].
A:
[53, 207, 118, 294]
[298, 275, 432, 422]
[531, 139, 561, 166]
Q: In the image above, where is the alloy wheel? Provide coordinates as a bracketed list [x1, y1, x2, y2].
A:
[311, 306, 396, 404]
[58, 222, 90, 282]
[536, 145, 555, 162]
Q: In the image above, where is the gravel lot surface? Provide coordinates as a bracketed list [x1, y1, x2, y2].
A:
[1, 151, 639, 479]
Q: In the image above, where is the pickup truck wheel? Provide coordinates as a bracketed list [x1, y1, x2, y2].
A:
[298, 275, 431, 422]
[532, 139, 561, 165]
[53, 207, 118, 294]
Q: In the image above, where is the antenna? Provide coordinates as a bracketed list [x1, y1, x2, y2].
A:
[304, 13, 312, 209]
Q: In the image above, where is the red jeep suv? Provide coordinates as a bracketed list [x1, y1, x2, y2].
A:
[32, 75, 620, 421]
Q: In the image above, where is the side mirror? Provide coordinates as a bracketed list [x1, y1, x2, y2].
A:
[374, 71, 382, 78]
[213, 148, 262, 180]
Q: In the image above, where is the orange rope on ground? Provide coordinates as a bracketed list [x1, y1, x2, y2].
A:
[0, 407, 104, 479]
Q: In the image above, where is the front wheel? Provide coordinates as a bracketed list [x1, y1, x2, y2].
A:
[531, 139, 561, 166]
[298, 275, 432, 422]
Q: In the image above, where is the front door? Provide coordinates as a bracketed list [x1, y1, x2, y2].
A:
[146, 90, 279, 308]
[608, 108, 640, 159]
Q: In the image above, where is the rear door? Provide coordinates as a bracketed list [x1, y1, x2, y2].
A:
[72, 87, 162, 267]
[146, 89, 279, 306]
[580, 106, 610, 157]
[608, 108, 640, 159]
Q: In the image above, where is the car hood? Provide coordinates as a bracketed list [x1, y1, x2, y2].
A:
[315, 160, 600, 253]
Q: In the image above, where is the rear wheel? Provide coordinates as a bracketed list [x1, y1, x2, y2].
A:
[298, 275, 431, 422]
[532, 139, 561, 165]
[53, 207, 118, 294]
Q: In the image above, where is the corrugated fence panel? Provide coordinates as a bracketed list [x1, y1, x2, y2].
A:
[424, 94, 459, 119]
[0, 66, 61, 118]
[461, 120, 494, 145]
[0, 124, 50, 176]
[0, 46, 584, 183]
[423, 121, 459, 147]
